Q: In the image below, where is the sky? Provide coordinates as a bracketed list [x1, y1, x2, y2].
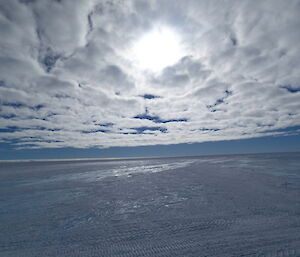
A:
[0, 0, 300, 159]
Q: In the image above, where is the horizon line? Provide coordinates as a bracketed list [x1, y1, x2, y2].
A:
[0, 151, 299, 163]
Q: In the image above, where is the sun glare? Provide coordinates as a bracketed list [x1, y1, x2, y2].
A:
[132, 26, 184, 72]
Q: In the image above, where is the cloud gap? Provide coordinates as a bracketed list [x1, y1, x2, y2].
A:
[134, 108, 188, 124]
[125, 126, 168, 135]
[280, 85, 300, 93]
[140, 94, 161, 100]
[207, 90, 232, 110]
[81, 129, 110, 134]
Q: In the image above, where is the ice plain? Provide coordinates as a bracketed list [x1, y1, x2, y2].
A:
[0, 152, 300, 257]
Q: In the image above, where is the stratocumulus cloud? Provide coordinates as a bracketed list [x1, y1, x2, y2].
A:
[0, 0, 300, 149]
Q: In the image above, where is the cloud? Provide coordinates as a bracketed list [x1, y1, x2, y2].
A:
[0, 0, 300, 149]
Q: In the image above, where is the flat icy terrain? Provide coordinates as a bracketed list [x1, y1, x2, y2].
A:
[1, 153, 300, 257]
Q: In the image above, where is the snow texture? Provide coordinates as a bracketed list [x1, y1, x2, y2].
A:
[0, 152, 300, 256]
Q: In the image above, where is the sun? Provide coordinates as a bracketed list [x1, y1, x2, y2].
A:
[131, 26, 184, 72]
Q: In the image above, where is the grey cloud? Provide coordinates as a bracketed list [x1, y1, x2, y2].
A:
[30, 0, 94, 54]
[99, 65, 135, 93]
[151, 56, 211, 88]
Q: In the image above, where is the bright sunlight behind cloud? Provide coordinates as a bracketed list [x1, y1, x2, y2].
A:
[131, 26, 185, 72]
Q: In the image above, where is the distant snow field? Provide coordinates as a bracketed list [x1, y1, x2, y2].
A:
[1, 153, 300, 257]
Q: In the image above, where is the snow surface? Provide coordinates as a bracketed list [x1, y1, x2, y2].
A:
[0, 153, 300, 256]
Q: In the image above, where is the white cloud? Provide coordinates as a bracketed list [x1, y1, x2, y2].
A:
[0, 0, 300, 149]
